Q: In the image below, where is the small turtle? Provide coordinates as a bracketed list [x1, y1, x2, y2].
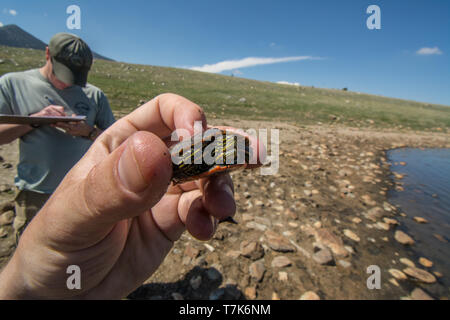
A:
[170, 128, 252, 184]
[170, 128, 252, 224]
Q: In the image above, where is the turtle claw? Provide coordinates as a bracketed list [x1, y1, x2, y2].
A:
[219, 216, 238, 224]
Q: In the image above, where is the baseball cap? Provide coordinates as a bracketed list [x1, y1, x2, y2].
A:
[48, 33, 93, 87]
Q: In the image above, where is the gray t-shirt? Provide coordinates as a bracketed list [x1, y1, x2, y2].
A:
[0, 69, 116, 194]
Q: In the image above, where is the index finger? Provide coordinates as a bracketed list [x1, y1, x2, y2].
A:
[47, 105, 66, 116]
[98, 93, 207, 152]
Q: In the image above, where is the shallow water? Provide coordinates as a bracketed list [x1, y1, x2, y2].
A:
[387, 148, 450, 289]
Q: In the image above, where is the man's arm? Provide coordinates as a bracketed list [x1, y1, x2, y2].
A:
[0, 124, 34, 145]
[0, 105, 67, 145]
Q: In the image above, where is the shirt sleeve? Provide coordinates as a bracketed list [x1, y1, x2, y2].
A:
[95, 92, 116, 130]
[0, 76, 13, 115]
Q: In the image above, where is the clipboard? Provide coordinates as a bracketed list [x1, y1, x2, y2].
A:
[0, 114, 86, 126]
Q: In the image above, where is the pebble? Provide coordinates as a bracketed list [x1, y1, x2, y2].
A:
[0, 210, 14, 226]
[244, 287, 257, 300]
[299, 291, 321, 300]
[337, 260, 351, 268]
[418, 257, 433, 268]
[225, 250, 241, 259]
[433, 233, 447, 243]
[383, 217, 399, 225]
[361, 195, 377, 206]
[413, 216, 428, 224]
[272, 292, 280, 300]
[389, 278, 399, 287]
[184, 245, 200, 259]
[278, 271, 288, 281]
[249, 260, 266, 282]
[271, 256, 292, 268]
[403, 267, 436, 284]
[352, 217, 362, 224]
[394, 230, 415, 245]
[364, 207, 384, 222]
[246, 221, 267, 231]
[410, 288, 434, 300]
[344, 246, 355, 255]
[343, 229, 360, 242]
[264, 230, 296, 252]
[313, 221, 322, 228]
[388, 269, 407, 280]
[399, 258, 415, 268]
[313, 248, 334, 265]
[240, 241, 265, 260]
[0, 227, 8, 238]
[375, 222, 390, 231]
[314, 228, 349, 257]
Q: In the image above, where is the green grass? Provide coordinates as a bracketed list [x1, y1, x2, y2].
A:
[1, 45, 449, 131]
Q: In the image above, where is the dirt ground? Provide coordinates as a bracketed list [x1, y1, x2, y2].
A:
[1, 119, 449, 300]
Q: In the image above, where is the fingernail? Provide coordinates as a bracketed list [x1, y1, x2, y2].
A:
[118, 142, 147, 193]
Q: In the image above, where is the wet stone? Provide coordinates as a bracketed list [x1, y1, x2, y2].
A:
[403, 267, 436, 284]
[410, 288, 434, 300]
[394, 231, 415, 245]
[299, 291, 321, 300]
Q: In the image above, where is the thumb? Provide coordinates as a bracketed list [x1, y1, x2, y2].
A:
[38, 131, 172, 247]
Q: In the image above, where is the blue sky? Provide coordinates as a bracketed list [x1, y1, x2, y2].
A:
[1, 0, 449, 105]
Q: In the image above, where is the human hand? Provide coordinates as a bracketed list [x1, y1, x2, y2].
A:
[31, 105, 66, 117]
[0, 93, 263, 299]
[54, 117, 93, 137]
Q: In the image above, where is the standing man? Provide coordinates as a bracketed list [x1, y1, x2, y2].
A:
[0, 33, 116, 237]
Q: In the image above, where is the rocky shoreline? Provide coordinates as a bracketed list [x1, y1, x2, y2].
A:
[1, 120, 449, 300]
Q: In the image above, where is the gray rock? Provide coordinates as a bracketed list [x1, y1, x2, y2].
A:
[313, 248, 334, 265]
[249, 259, 266, 282]
[240, 240, 265, 260]
[265, 230, 296, 252]
[271, 256, 292, 268]
[0, 210, 14, 226]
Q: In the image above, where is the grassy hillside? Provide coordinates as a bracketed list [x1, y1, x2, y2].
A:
[1, 45, 449, 131]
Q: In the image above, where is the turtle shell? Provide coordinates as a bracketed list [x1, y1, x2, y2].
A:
[170, 128, 252, 184]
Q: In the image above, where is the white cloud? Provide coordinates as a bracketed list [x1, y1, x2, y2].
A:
[0, 22, 3, 27]
[9, 9, 17, 16]
[416, 47, 443, 55]
[190, 56, 321, 73]
[232, 69, 243, 76]
[276, 81, 300, 86]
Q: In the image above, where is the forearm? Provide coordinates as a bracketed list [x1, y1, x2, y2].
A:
[0, 124, 33, 145]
